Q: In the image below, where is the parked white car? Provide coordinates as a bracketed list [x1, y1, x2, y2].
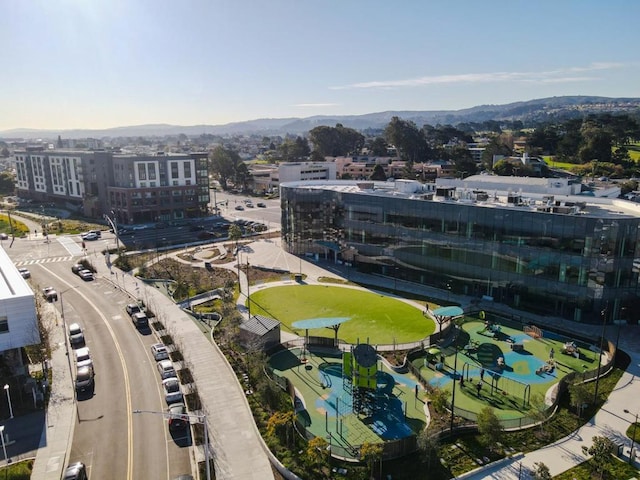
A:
[162, 377, 183, 405]
[74, 347, 92, 368]
[68, 323, 85, 348]
[157, 360, 176, 379]
[79, 270, 94, 281]
[150, 343, 169, 361]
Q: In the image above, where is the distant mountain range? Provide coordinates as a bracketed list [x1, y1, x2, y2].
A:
[3, 96, 640, 140]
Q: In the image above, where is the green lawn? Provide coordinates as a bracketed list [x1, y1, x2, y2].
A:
[249, 284, 434, 344]
[627, 143, 640, 161]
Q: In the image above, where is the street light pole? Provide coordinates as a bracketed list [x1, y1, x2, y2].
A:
[593, 303, 608, 405]
[3, 385, 12, 419]
[133, 409, 211, 480]
[626, 409, 638, 464]
[246, 259, 251, 318]
[0, 425, 8, 465]
[450, 339, 459, 432]
[104, 212, 120, 252]
[631, 413, 638, 464]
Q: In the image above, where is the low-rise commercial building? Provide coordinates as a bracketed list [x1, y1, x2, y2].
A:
[280, 178, 640, 324]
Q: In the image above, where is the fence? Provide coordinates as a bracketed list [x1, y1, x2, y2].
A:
[268, 364, 419, 461]
[269, 318, 618, 461]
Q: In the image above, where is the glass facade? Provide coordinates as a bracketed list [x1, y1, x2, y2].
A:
[281, 182, 640, 324]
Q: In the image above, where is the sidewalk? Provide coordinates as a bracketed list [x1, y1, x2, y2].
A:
[30, 302, 76, 479]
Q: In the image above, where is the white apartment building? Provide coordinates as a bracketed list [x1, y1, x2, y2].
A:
[0, 247, 39, 377]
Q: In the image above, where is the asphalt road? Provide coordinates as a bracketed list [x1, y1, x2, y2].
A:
[7, 233, 191, 480]
[211, 189, 281, 227]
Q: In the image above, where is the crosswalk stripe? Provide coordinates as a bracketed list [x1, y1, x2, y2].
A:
[14, 256, 73, 266]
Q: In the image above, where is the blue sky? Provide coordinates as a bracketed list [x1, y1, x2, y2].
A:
[2, 0, 639, 131]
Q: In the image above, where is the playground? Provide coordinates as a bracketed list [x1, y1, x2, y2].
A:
[411, 319, 602, 420]
[260, 281, 602, 457]
[268, 345, 428, 455]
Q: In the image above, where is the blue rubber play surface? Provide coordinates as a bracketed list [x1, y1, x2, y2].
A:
[315, 363, 417, 440]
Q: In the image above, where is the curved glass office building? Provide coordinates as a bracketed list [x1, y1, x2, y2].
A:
[281, 179, 640, 324]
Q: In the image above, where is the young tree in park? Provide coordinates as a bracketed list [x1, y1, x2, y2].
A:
[477, 407, 503, 451]
[228, 224, 242, 249]
[359, 442, 383, 478]
[305, 436, 329, 469]
[266, 410, 296, 447]
[581, 435, 615, 480]
[532, 461, 552, 480]
[528, 393, 550, 439]
[569, 382, 591, 419]
[428, 386, 450, 415]
[417, 429, 440, 468]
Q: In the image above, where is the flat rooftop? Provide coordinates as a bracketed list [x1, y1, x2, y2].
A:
[281, 179, 640, 220]
[0, 247, 34, 300]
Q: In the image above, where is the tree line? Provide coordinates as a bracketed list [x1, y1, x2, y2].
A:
[209, 112, 640, 190]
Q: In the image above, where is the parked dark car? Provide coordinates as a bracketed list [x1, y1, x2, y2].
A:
[168, 402, 189, 432]
[71, 263, 85, 274]
[75, 365, 94, 394]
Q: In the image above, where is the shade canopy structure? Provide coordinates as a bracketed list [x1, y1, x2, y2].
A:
[292, 317, 350, 330]
[431, 305, 464, 337]
[432, 306, 464, 318]
[292, 317, 351, 353]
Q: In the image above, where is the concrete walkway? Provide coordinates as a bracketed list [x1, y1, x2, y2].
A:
[29, 300, 76, 480]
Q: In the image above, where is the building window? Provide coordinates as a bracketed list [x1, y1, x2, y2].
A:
[148, 163, 157, 180]
[138, 163, 147, 180]
[184, 161, 191, 178]
[171, 162, 179, 179]
[0, 316, 8, 333]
